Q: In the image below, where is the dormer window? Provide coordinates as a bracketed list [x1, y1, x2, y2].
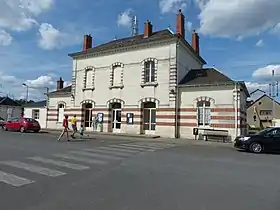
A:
[141, 58, 158, 87]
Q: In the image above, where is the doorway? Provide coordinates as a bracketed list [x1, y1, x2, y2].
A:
[111, 103, 122, 133]
[83, 103, 92, 128]
[143, 102, 156, 134]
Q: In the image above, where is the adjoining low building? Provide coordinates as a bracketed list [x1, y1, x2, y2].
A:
[0, 96, 22, 120]
[247, 94, 280, 128]
[23, 100, 47, 128]
[45, 9, 249, 141]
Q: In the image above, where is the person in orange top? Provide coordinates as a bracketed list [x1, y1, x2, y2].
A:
[58, 115, 70, 141]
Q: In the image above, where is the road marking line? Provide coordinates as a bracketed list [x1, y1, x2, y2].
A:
[69, 151, 123, 160]
[109, 145, 155, 152]
[53, 154, 108, 165]
[0, 161, 66, 177]
[83, 149, 132, 157]
[27, 157, 90, 171]
[0, 170, 34, 187]
[119, 144, 162, 150]
[96, 146, 139, 153]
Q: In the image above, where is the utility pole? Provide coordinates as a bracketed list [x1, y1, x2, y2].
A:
[269, 70, 278, 126]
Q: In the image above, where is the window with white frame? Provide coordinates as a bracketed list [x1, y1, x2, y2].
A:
[144, 61, 155, 83]
[32, 109, 40, 120]
[57, 104, 65, 123]
[112, 64, 122, 86]
[197, 100, 211, 126]
[83, 66, 95, 89]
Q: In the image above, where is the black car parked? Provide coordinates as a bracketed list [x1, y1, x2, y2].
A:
[234, 127, 280, 153]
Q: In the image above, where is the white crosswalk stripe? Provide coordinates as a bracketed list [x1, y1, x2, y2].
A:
[109, 144, 155, 151]
[27, 157, 90, 171]
[53, 154, 108, 165]
[95, 146, 139, 153]
[83, 149, 133, 157]
[69, 151, 123, 160]
[0, 161, 66, 177]
[118, 144, 162, 150]
[0, 170, 34, 187]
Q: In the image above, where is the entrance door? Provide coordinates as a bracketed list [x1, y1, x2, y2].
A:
[143, 102, 156, 134]
[111, 103, 122, 133]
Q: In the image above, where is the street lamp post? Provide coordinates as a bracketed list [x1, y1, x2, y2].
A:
[22, 83, 29, 104]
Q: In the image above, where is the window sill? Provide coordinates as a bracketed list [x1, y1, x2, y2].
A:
[140, 82, 158, 88]
[109, 85, 124, 89]
[82, 87, 95, 92]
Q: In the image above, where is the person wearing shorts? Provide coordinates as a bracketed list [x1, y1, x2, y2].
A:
[71, 115, 77, 138]
[58, 115, 70, 141]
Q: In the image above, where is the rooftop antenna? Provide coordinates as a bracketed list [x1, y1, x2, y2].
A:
[131, 15, 138, 36]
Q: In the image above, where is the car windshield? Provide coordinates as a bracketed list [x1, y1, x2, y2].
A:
[256, 127, 274, 135]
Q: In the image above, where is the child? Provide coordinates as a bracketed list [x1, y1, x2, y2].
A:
[79, 125, 84, 138]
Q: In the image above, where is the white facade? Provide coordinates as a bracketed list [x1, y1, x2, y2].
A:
[24, 107, 47, 128]
[179, 84, 248, 141]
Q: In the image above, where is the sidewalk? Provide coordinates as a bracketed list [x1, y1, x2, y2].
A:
[40, 128, 233, 148]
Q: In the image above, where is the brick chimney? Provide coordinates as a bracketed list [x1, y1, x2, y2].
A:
[83, 34, 92, 51]
[192, 30, 200, 55]
[57, 77, 64, 90]
[144, 20, 153, 38]
[176, 9, 185, 38]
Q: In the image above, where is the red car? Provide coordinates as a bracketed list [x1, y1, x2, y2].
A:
[3, 117, 41, 133]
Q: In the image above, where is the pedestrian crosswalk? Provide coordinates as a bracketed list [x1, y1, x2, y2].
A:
[0, 142, 175, 188]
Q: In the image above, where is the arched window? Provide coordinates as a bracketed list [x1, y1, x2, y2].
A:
[197, 100, 211, 126]
[57, 104, 65, 123]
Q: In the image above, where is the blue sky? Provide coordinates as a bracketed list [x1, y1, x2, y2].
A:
[0, 0, 280, 100]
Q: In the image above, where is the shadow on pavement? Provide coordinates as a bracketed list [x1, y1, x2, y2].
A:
[237, 149, 280, 155]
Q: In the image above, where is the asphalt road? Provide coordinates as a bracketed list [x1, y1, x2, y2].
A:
[0, 131, 280, 210]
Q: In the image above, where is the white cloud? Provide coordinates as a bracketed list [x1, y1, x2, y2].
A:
[197, 0, 280, 38]
[159, 0, 188, 14]
[0, 29, 12, 46]
[38, 23, 62, 50]
[117, 9, 133, 27]
[0, 0, 53, 32]
[256, 39, 264, 47]
[252, 65, 280, 81]
[38, 23, 84, 50]
[186, 21, 192, 32]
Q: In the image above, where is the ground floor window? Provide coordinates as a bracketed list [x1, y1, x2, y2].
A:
[32, 109, 40, 120]
[197, 100, 211, 126]
[58, 104, 65, 123]
[83, 103, 92, 128]
[143, 102, 156, 131]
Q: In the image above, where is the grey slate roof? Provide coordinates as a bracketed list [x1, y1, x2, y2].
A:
[68, 29, 206, 64]
[179, 68, 233, 85]
[24, 100, 46, 108]
[48, 86, 72, 96]
[0, 96, 20, 106]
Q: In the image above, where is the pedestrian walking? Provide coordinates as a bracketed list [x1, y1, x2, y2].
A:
[70, 115, 77, 138]
[58, 115, 70, 141]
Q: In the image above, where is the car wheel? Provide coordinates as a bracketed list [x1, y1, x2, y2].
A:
[3, 125, 8, 131]
[20, 126, 25, 133]
[249, 142, 263, 153]
[34, 130, 39, 133]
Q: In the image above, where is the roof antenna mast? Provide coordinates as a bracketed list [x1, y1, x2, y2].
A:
[131, 15, 138, 36]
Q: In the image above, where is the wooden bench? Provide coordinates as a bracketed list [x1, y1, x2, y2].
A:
[200, 129, 229, 142]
